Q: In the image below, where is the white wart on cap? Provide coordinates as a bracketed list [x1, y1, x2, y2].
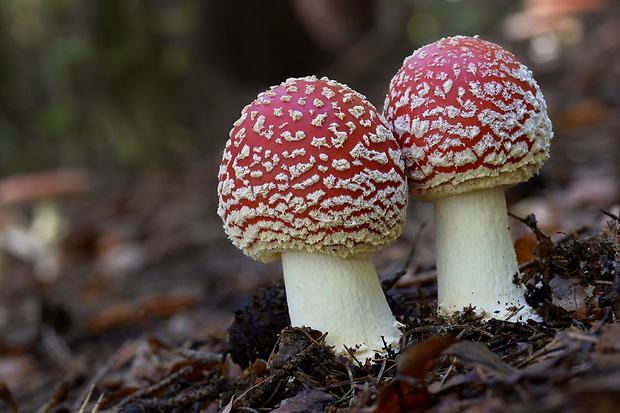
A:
[218, 76, 407, 358]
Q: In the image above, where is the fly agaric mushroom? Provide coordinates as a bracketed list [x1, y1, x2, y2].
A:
[383, 36, 552, 320]
[218, 76, 407, 359]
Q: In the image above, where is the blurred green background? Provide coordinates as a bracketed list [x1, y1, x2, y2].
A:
[0, 0, 524, 175]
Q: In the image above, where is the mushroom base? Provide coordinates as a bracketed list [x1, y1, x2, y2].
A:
[281, 251, 402, 360]
[433, 187, 541, 321]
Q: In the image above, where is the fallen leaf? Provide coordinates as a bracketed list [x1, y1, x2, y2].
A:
[442, 341, 518, 379]
[427, 371, 480, 394]
[0, 169, 91, 205]
[87, 293, 196, 333]
[270, 390, 334, 412]
[555, 98, 612, 131]
[550, 277, 595, 312]
[598, 324, 620, 352]
[514, 232, 539, 264]
[397, 335, 458, 379]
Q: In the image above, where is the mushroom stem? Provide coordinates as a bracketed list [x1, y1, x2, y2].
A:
[433, 186, 540, 321]
[281, 251, 402, 359]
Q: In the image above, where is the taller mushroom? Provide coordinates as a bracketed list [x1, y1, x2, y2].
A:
[218, 76, 407, 359]
[384, 36, 552, 320]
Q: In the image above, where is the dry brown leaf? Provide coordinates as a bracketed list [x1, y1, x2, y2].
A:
[362, 379, 429, 413]
[514, 232, 539, 264]
[442, 341, 518, 379]
[396, 335, 457, 379]
[555, 99, 612, 131]
[270, 389, 334, 412]
[550, 277, 596, 312]
[87, 293, 196, 333]
[87, 301, 137, 333]
[598, 324, 620, 352]
[0, 169, 91, 205]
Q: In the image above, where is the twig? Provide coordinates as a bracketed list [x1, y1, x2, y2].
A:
[176, 347, 223, 365]
[375, 358, 388, 384]
[563, 331, 599, 344]
[260, 378, 287, 408]
[513, 342, 568, 369]
[77, 387, 104, 413]
[90, 393, 105, 413]
[504, 305, 526, 322]
[148, 380, 223, 411]
[77, 386, 94, 413]
[337, 387, 355, 404]
[508, 212, 552, 245]
[601, 209, 620, 221]
[72, 340, 132, 411]
[451, 325, 496, 339]
[301, 330, 328, 349]
[116, 365, 194, 408]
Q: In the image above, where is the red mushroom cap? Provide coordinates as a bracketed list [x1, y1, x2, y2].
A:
[218, 76, 407, 262]
[383, 36, 553, 201]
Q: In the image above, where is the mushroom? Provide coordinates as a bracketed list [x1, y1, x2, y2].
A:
[218, 76, 407, 359]
[383, 36, 552, 320]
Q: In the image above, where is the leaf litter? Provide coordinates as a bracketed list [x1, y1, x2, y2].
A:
[6, 212, 614, 413]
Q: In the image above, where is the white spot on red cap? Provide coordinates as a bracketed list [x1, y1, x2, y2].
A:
[288, 110, 303, 121]
[311, 137, 330, 148]
[348, 106, 366, 119]
[332, 159, 350, 171]
[311, 113, 328, 127]
[322, 87, 336, 99]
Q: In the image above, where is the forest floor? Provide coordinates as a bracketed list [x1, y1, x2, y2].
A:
[0, 165, 618, 413]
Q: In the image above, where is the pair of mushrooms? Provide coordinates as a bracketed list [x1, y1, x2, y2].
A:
[217, 36, 553, 360]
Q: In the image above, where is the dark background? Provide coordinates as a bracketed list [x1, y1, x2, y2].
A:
[0, 0, 525, 173]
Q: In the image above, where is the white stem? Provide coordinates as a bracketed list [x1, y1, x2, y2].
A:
[433, 187, 539, 321]
[281, 251, 402, 359]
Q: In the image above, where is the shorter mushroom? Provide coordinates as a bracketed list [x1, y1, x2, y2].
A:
[384, 36, 553, 320]
[218, 76, 407, 359]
